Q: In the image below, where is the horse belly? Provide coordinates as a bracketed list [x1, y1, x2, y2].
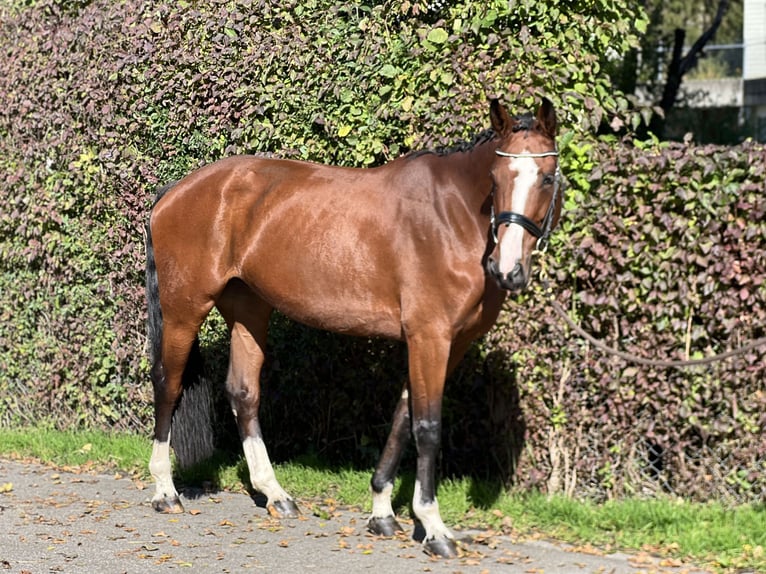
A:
[238, 218, 404, 339]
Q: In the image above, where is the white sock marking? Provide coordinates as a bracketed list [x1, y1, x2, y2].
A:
[412, 480, 453, 541]
[371, 482, 395, 519]
[242, 436, 291, 504]
[149, 438, 178, 502]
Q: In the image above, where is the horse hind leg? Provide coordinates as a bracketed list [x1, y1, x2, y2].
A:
[150, 319, 206, 513]
[217, 281, 299, 518]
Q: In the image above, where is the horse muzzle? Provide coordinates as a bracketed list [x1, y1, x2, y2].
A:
[486, 257, 529, 291]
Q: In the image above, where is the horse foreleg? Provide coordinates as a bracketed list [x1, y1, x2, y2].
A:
[368, 384, 411, 536]
[407, 333, 458, 558]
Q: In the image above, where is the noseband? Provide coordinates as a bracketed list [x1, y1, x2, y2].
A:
[491, 149, 561, 251]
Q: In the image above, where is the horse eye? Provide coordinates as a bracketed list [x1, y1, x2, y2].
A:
[542, 174, 555, 186]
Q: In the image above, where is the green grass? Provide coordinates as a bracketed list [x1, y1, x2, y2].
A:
[0, 426, 152, 473]
[1, 426, 764, 572]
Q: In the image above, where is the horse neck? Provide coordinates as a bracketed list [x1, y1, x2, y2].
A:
[445, 139, 498, 212]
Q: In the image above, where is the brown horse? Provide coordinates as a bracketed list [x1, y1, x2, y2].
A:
[145, 97, 561, 557]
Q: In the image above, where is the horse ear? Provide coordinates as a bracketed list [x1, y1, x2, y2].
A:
[535, 97, 557, 138]
[490, 98, 516, 136]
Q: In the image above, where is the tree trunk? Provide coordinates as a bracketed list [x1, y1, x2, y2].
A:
[649, 0, 730, 137]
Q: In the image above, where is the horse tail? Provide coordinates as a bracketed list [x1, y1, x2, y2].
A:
[146, 181, 216, 469]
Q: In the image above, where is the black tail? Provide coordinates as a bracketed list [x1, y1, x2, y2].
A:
[146, 181, 216, 468]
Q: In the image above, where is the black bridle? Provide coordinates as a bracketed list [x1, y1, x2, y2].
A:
[490, 149, 561, 252]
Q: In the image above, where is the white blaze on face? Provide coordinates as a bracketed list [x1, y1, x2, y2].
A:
[498, 152, 540, 277]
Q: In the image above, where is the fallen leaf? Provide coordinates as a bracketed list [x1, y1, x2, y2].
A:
[0, 482, 13, 493]
[567, 543, 605, 556]
[189, 509, 201, 516]
[278, 540, 290, 548]
[628, 553, 655, 566]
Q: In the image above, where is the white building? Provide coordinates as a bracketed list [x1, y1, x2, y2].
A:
[743, 0, 766, 139]
[661, 0, 766, 141]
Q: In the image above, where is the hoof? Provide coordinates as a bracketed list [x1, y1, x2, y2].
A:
[423, 536, 459, 558]
[152, 496, 184, 514]
[368, 515, 405, 537]
[267, 499, 300, 518]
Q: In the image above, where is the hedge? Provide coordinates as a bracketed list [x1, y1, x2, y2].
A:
[0, 0, 644, 424]
[500, 137, 766, 502]
[2, 0, 764, 502]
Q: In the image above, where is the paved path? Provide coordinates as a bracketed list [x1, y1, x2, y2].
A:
[0, 459, 711, 573]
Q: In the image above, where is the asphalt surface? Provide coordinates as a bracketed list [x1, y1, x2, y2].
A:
[0, 458, 712, 573]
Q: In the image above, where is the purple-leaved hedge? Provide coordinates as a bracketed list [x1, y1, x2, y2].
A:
[1, 0, 763, 501]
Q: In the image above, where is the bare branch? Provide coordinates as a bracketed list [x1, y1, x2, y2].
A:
[678, 0, 731, 76]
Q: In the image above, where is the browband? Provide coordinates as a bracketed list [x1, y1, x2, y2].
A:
[495, 150, 558, 158]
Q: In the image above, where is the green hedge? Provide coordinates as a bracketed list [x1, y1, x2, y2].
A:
[4, 0, 765, 502]
[0, 0, 644, 428]
[500, 137, 766, 502]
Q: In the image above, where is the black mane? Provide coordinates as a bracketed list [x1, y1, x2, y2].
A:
[407, 128, 497, 159]
[407, 112, 535, 160]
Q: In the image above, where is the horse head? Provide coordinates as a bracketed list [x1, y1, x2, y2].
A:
[486, 97, 561, 291]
